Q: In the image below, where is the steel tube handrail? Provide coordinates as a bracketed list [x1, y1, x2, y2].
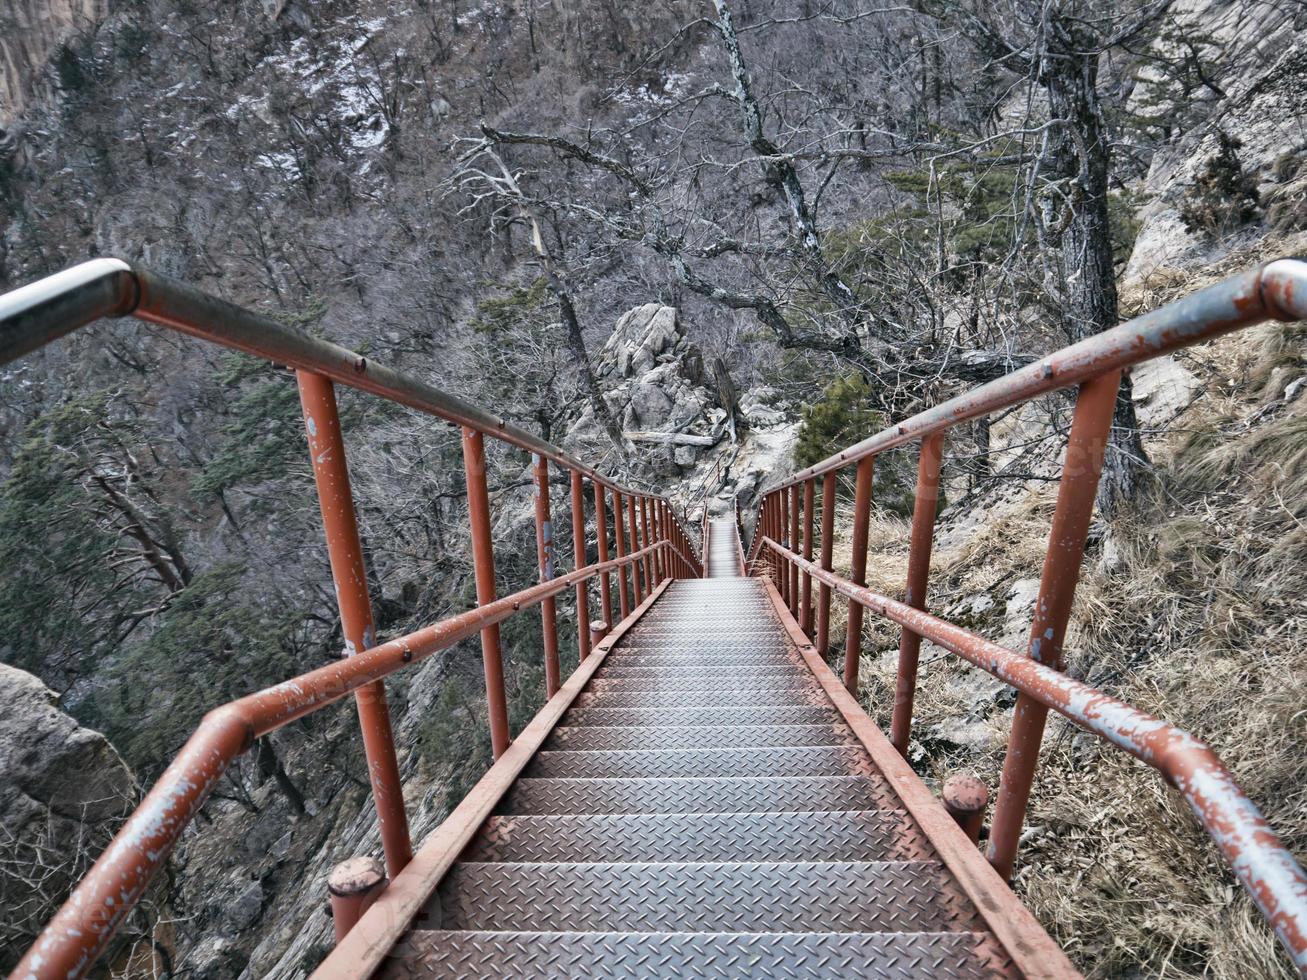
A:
[0, 258, 657, 501]
[11, 540, 671, 980]
[765, 259, 1307, 493]
[761, 537, 1307, 970]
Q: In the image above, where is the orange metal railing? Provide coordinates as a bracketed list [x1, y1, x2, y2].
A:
[745, 258, 1307, 971]
[0, 259, 702, 979]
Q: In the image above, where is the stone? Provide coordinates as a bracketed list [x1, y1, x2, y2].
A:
[225, 878, 266, 934]
[0, 664, 137, 971]
[1130, 355, 1201, 426]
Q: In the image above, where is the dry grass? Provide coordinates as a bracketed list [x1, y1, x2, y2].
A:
[821, 315, 1307, 977]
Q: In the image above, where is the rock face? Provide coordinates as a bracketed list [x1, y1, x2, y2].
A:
[571, 304, 723, 475]
[0, 663, 137, 972]
[0, 0, 107, 126]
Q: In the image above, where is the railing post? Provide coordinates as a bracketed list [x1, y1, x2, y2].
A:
[800, 478, 815, 635]
[531, 454, 562, 699]
[296, 371, 412, 877]
[461, 427, 511, 760]
[788, 483, 801, 617]
[570, 470, 593, 659]
[987, 370, 1121, 880]
[842, 456, 875, 695]
[627, 494, 645, 603]
[612, 489, 632, 617]
[328, 856, 387, 943]
[816, 471, 836, 654]
[639, 497, 655, 590]
[890, 432, 944, 756]
[593, 482, 613, 630]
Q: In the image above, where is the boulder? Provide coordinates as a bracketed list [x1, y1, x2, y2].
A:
[0, 663, 138, 972]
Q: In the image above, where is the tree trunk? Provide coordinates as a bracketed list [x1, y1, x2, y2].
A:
[550, 281, 628, 456]
[1041, 23, 1146, 516]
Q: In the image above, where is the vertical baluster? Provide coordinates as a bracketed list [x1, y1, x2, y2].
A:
[842, 457, 875, 695]
[639, 497, 655, 589]
[532, 454, 562, 699]
[612, 489, 632, 617]
[593, 482, 613, 631]
[988, 371, 1120, 880]
[788, 483, 801, 617]
[570, 470, 593, 660]
[627, 494, 645, 604]
[461, 428, 511, 760]
[890, 433, 944, 755]
[650, 497, 664, 583]
[816, 471, 837, 655]
[297, 372, 412, 876]
[800, 478, 815, 636]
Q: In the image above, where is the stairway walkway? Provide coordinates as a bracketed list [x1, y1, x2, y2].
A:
[383, 521, 1029, 977]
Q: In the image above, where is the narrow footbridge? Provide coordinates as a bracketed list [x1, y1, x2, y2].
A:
[4, 259, 1307, 978]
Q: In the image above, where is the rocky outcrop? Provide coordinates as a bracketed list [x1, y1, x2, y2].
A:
[0, 0, 107, 126]
[569, 304, 728, 474]
[0, 663, 140, 973]
[1122, 3, 1307, 292]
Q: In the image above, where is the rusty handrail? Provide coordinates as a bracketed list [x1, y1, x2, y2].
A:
[0, 258, 652, 500]
[11, 542, 679, 979]
[2, 258, 705, 979]
[759, 536, 1307, 970]
[743, 257, 1307, 972]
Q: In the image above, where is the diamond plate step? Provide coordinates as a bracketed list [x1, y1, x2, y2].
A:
[383, 931, 1019, 980]
[586, 673, 816, 694]
[562, 704, 841, 727]
[602, 651, 798, 668]
[462, 810, 932, 863]
[596, 662, 805, 679]
[525, 745, 876, 779]
[498, 775, 898, 815]
[571, 685, 825, 710]
[431, 861, 981, 933]
[543, 723, 856, 751]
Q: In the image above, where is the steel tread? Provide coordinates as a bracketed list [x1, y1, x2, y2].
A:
[586, 673, 816, 693]
[498, 775, 898, 815]
[601, 652, 797, 667]
[562, 704, 840, 727]
[462, 810, 932, 863]
[571, 685, 826, 710]
[382, 931, 1019, 979]
[431, 861, 982, 933]
[525, 745, 876, 779]
[595, 662, 805, 679]
[544, 723, 856, 751]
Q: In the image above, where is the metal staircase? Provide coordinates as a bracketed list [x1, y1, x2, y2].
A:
[4, 259, 1307, 978]
[381, 521, 1044, 977]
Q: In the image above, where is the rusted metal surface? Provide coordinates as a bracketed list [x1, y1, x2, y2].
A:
[297, 371, 413, 877]
[571, 471, 593, 661]
[531, 454, 561, 699]
[842, 457, 875, 694]
[11, 540, 671, 980]
[7, 256, 1307, 977]
[592, 481, 614, 629]
[988, 371, 1120, 880]
[315, 580, 671, 980]
[328, 856, 387, 943]
[464, 427, 512, 760]
[942, 775, 989, 846]
[612, 490, 633, 618]
[816, 470, 837, 654]
[890, 431, 944, 756]
[373, 529, 1069, 980]
[762, 536, 1307, 971]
